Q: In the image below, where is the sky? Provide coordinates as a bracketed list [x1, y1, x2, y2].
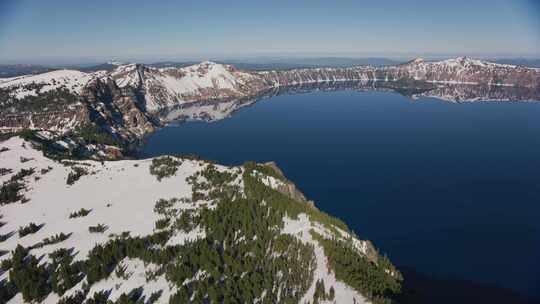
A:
[0, 0, 539, 64]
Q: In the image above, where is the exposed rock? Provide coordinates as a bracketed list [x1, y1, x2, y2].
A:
[263, 161, 316, 208]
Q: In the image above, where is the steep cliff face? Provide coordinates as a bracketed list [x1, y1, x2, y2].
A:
[82, 77, 156, 142]
[256, 66, 375, 86]
[0, 106, 89, 133]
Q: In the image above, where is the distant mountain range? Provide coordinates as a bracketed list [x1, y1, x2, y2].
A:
[1, 57, 539, 158]
[3, 57, 540, 77]
[0, 64, 56, 78]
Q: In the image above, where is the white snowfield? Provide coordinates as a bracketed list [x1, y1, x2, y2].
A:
[0, 137, 211, 303]
[0, 137, 380, 304]
[0, 137, 209, 261]
[159, 61, 254, 93]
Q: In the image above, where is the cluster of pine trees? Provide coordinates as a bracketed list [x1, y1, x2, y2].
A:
[74, 124, 120, 147]
[311, 231, 402, 304]
[0, 168, 35, 205]
[1, 86, 78, 114]
[18, 222, 42, 237]
[69, 208, 92, 218]
[66, 167, 89, 185]
[149, 156, 182, 181]
[313, 279, 335, 303]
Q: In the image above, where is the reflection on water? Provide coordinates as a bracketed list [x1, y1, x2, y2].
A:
[156, 82, 540, 124]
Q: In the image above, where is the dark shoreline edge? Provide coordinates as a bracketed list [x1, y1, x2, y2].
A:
[398, 267, 539, 304]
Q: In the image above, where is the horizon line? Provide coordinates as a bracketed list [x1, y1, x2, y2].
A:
[2, 52, 540, 66]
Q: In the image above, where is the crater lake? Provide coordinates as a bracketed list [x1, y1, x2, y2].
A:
[142, 88, 540, 301]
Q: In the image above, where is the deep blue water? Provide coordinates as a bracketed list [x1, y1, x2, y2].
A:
[143, 90, 540, 299]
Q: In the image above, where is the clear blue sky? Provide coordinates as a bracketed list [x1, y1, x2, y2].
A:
[0, 0, 539, 63]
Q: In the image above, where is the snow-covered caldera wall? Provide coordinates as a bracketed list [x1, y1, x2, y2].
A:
[1, 57, 538, 110]
[1, 57, 539, 145]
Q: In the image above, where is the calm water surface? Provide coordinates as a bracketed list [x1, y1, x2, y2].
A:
[143, 90, 540, 298]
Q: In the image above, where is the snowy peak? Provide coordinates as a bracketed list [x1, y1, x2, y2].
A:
[404, 56, 519, 69]
[106, 60, 124, 66]
[405, 56, 488, 67]
[437, 56, 487, 67]
[411, 57, 425, 64]
[173, 61, 247, 88]
[197, 60, 219, 66]
[428, 56, 531, 69]
[110, 63, 147, 88]
[135, 61, 258, 111]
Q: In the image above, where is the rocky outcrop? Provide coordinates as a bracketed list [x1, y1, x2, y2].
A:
[82, 77, 157, 143]
[263, 161, 316, 208]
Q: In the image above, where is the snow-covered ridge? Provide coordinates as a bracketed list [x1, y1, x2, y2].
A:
[0, 70, 98, 99]
[105, 61, 258, 111]
[0, 137, 226, 303]
[0, 136, 397, 303]
[404, 56, 539, 70]
[108, 60, 255, 91]
[383, 56, 540, 87]
[0, 61, 255, 106]
[0, 137, 208, 262]
[160, 60, 254, 92]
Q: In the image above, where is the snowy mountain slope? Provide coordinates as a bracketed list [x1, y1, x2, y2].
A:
[0, 137, 206, 262]
[108, 61, 260, 111]
[0, 70, 104, 100]
[0, 137, 401, 304]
